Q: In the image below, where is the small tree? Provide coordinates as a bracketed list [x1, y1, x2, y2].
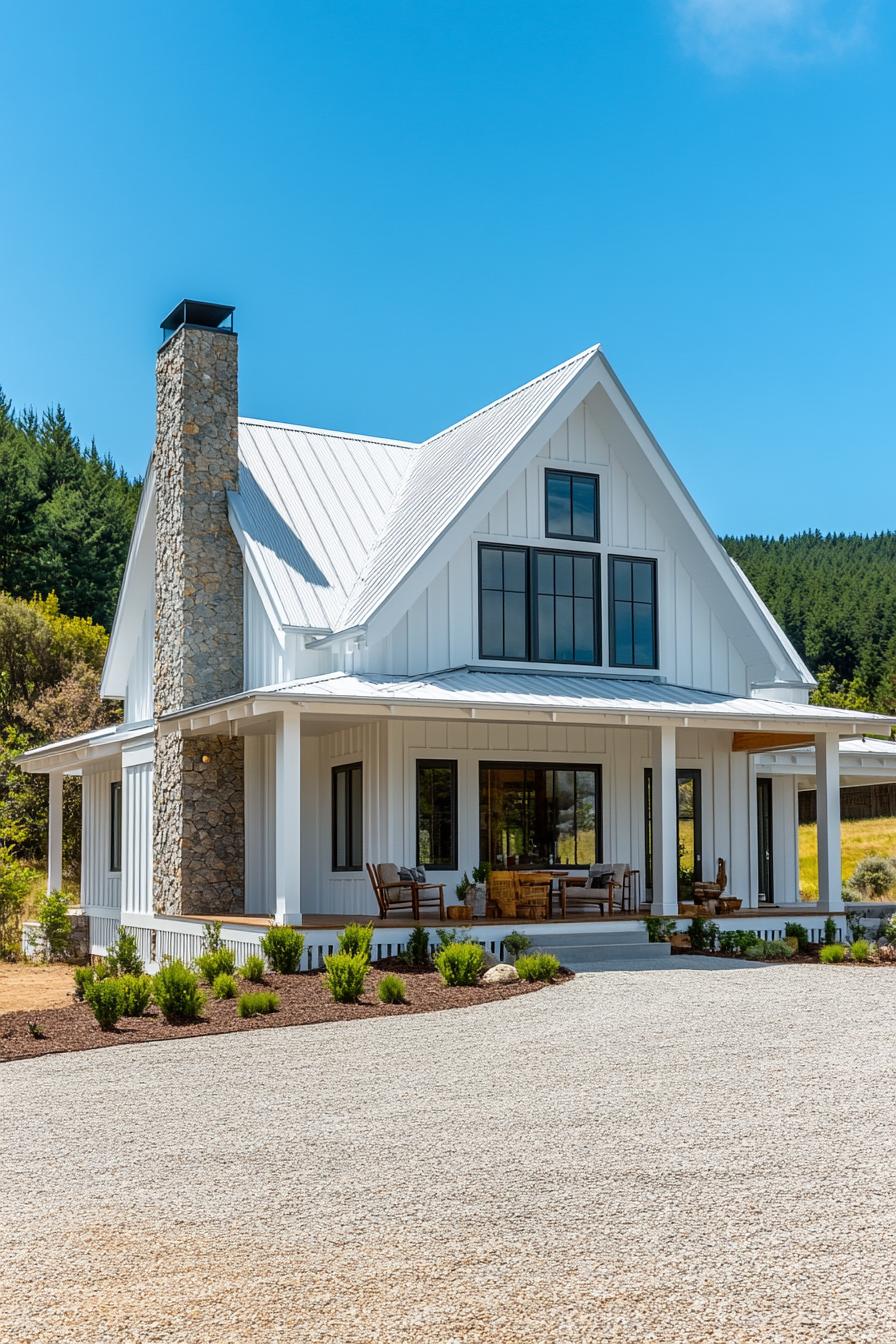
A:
[34, 888, 71, 960]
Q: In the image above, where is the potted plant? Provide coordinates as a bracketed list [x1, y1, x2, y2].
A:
[471, 862, 491, 918]
[448, 873, 474, 920]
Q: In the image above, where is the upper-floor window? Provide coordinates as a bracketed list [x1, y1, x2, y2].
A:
[332, 762, 363, 872]
[609, 555, 657, 668]
[478, 544, 600, 666]
[545, 469, 599, 542]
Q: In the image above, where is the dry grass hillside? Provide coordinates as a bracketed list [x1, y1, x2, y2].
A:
[799, 816, 896, 898]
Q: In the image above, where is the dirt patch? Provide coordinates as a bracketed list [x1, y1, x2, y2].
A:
[0, 965, 571, 1063]
[0, 961, 76, 1015]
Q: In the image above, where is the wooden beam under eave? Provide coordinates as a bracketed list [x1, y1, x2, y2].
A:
[731, 731, 815, 753]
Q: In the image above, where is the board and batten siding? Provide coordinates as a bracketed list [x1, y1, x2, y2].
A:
[361, 395, 753, 694]
[122, 757, 153, 916]
[80, 766, 122, 913]
[290, 717, 785, 915]
[244, 570, 329, 690]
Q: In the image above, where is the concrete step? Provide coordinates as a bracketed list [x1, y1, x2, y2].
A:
[529, 927, 671, 968]
[528, 927, 648, 948]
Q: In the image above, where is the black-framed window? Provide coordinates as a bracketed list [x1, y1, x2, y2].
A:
[110, 781, 122, 873]
[534, 549, 600, 664]
[479, 763, 602, 869]
[545, 469, 599, 542]
[609, 555, 657, 668]
[479, 544, 528, 660]
[416, 760, 458, 870]
[332, 762, 363, 872]
[478, 543, 601, 666]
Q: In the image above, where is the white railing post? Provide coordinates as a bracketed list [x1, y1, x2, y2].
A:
[815, 730, 843, 913]
[274, 707, 302, 925]
[47, 771, 63, 894]
[652, 724, 678, 915]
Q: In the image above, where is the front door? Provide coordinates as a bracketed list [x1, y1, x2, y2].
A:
[676, 769, 702, 898]
[757, 776, 774, 903]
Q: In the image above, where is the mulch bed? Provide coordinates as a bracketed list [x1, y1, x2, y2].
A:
[0, 965, 572, 1064]
[671, 946, 894, 966]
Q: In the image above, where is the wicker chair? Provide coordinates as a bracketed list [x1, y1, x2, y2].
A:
[486, 871, 519, 918]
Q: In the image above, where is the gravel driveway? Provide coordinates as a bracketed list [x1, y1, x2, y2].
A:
[2, 961, 894, 1344]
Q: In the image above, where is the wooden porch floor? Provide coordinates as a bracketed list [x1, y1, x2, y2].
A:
[177, 906, 823, 931]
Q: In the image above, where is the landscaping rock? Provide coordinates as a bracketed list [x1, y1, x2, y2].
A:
[482, 962, 519, 985]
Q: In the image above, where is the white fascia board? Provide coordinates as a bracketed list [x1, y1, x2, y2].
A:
[594, 351, 814, 687]
[101, 455, 155, 699]
[363, 350, 605, 646]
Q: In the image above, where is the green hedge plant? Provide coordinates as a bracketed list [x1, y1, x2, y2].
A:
[338, 922, 374, 964]
[688, 918, 720, 952]
[153, 960, 205, 1023]
[85, 977, 124, 1030]
[195, 946, 237, 985]
[212, 972, 237, 999]
[260, 926, 305, 974]
[118, 973, 153, 1016]
[644, 916, 678, 943]
[820, 943, 846, 964]
[399, 927, 431, 968]
[502, 931, 533, 962]
[105, 927, 143, 977]
[237, 990, 280, 1018]
[324, 951, 368, 1003]
[240, 953, 266, 983]
[515, 952, 561, 982]
[784, 922, 810, 953]
[763, 940, 794, 961]
[433, 941, 484, 987]
[34, 888, 71, 961]
[718, 930, 762, 955]
[377, 973, 408, 1004]
[850, 939, 872, 963]
[847, 855, 896, 901]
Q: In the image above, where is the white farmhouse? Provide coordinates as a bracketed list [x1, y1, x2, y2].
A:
[19, 301, 896, 966]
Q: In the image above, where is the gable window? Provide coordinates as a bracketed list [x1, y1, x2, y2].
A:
[480, 763, 602, 869]
[110, 781, 122, 873]
[534, 550, 599, 664]
[609, 556, 657, 668]
[332, 763, 363, 872]
[479, 544, 528, 660]
[545, 469, 599, 542]
[416, 760, 458, 870]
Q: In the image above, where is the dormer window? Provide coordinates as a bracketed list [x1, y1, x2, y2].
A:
[545, 469, 599, 542]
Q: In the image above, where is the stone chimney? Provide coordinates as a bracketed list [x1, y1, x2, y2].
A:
[152, 300, 245, 917]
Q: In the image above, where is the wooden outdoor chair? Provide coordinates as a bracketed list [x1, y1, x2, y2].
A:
[560, 863, 630, 918]
[369, 863, 446, 921]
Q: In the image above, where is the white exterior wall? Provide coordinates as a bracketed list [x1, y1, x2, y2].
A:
[244, 570, 329, 689]
[121, 749, 153, 917]
[124, 599, 154, 723]
[80, 766, 122, 914]
[284, 718, 794, 917]
[362, 397, 757, 693]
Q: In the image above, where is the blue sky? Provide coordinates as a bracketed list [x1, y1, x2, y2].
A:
[0, 0, 892, 535]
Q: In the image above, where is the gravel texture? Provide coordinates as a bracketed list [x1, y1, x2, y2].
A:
[2, 960, 895, 1344]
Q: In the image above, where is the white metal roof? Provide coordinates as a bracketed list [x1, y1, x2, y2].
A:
[17, 721, 152, 773]
[261, 668, 895, 730]
[232, 420, 415, 630]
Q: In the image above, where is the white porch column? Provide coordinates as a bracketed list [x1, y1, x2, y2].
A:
[274, 707, 302, 925]
[651, 724, 678, 915]
[815, 730, 843, 913]
[47, 772, 63, 894]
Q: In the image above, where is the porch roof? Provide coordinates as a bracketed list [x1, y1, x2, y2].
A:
[163, 668, 895, 737]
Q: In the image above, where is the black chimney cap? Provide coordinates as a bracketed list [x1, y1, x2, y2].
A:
[160, 300, 235, 343]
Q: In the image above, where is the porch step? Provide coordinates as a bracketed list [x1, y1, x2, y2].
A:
[529, 924, 671, 970]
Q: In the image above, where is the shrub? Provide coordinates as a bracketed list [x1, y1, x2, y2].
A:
[195, 947, 237, 984]
[502, 930, 534, 962]
[260, 925, 305, 974]
[35, 888, 71, 960]
[743, 941, 767, 960]
[763, 940, 794, 961]
[784, 922, 810, 953]
[718, 930, 763, 955]
[212, 972, 237, 999]
[644, 916, 678, 943]
[515, 952, 561, 982]
[434, 941, 485, 987]
[85, 977, 124, 1030]
[688, 918, 719, 952]
[847, 855, 896, 902]
[201, 920, 224, 953]
[237, 990, 280, 1018]
[881, 913, 896, 945]
[338, 922, 374, 964]
[0, 849, 37, 960]
[106, 927, 143, 977]
[820, 943, 846, 964]
[435, 927, 475, 949]
[27, 1021, 46, 1039]
[153, 959, 205, 1023]
[824, 917, 837, 946]
[850, 939, 872, 963]
[240, 953, 266, 983]
[118, 973, 153, 1016]
[377, 973, 408, 1004]
[73, 964, 97, 999]
[324, 951, 368, 1003]
[399, 926, 431, 968]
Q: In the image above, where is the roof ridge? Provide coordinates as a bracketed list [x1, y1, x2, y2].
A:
[239, 416, 418, 448]
[419, 344, 601, 449]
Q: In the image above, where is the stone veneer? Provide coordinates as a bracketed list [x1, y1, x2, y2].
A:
[152, 322, 245, 917]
